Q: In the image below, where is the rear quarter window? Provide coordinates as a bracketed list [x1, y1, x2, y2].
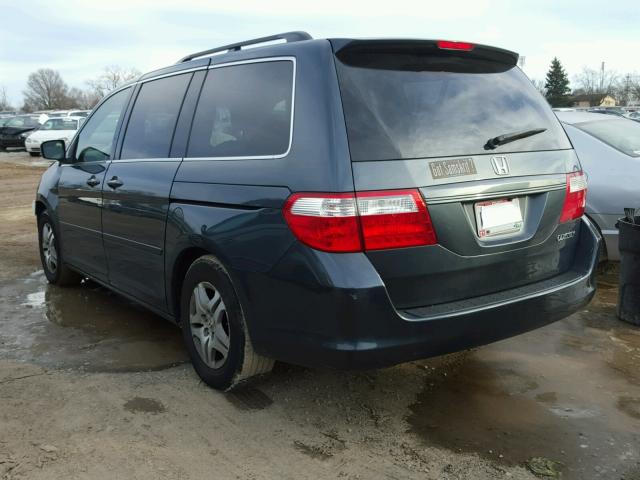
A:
[186, 60, 294, 158]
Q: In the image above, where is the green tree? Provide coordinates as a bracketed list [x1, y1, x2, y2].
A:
[544, 58, 571, 107]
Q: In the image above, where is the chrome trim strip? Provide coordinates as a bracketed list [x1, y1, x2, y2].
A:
[138, 66, 208, 84]
[102, 231, 162, 254]
[184, 56, 296, 162]
[601, 229, 618, 235]
[422, 175, 566, 204]
[111, 157, 181, 163]
[59, 221, 102, 235]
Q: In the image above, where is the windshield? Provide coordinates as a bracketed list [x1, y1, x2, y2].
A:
[41, 118, 79, 131]
[335, 52, 571, 161]
[6, 117, 40, 128]
[575, 119, 640, 157]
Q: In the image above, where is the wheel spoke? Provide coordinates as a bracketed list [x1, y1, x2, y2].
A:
[207, 290, 221, 312]
[211, 299, 226, 325]
[212, 324, 230, 359]
[194, 284, 209, 316]
[202, 335, 213, 365]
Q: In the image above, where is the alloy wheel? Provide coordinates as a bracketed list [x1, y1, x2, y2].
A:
[41, 223, 58, 274]
[189, 281, 231, 369]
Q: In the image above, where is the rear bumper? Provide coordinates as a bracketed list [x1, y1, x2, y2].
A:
[244, 216, 601, 370]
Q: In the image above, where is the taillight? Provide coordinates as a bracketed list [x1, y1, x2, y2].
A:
[560, 172, 587, 223]
[436, 40, 475, 51]
[283, 190, 437, 253]
[356, 190, 437, 250]
[283, 193, 361, 252]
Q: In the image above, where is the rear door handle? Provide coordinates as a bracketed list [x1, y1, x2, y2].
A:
[86, 175, 100, 187]
[107, 176, 123, 189]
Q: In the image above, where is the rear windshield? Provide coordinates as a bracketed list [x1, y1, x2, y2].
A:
[574, 119, 640, 157]
[5, 116, 40, 128]
[335, 51, 571, 161]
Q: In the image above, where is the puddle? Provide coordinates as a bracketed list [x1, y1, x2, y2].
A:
[408, 272, 640, 479]
[124, 397, 167, 414]
[0, 271, 188, 372]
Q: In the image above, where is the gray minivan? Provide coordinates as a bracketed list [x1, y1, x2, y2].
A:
[35, 32, 601, 390]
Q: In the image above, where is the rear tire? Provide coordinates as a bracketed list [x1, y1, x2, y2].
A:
[38, 212, 82, 286]
[180, 255, 274, 390]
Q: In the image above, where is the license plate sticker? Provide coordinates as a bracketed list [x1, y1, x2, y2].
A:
[474, 198, 523, 238]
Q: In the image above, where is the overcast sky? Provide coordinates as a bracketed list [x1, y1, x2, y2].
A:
[1, 0, 639, 106]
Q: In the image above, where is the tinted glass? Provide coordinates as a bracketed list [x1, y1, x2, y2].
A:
[6, 116, 40, 128]
[42, 118, 78, 130]
[121, 74, 191, 159]
[187, 61, 293, 158]
[575, 119, 640, 157]
[335, 53, 571, 161]
[75, 88, 130, 162]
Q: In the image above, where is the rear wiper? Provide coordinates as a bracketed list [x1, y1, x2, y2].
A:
[484, 128, 547, 150]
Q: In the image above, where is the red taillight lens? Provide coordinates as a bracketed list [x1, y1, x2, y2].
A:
[283, 190, 437, 253]
[357, 190, 437, 250]
[436, 40, 475, 51]
[560, 172, 587, 223]
[283, 193, 362, 252]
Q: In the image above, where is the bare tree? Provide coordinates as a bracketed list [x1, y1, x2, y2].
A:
[67, 87, 101, 110]
[530, 79, 547, 96]
[22, 69, 71, 111]
[0, 86, 13, 111]
[86, 65, 141, 99]
[573, 66, 618, 95]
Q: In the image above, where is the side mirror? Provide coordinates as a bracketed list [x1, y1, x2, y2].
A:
[41, 140, 66, 162]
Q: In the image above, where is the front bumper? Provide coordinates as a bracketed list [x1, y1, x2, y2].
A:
[25, 139, 41, 153]
[244, 216, 601, 370]
[0, 136, 26, 149]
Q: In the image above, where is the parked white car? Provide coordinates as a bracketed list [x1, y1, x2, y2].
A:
[24, 116, 83, 156]
[66, 110, 91, 117]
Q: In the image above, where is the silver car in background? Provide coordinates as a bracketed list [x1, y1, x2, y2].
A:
[556, 111, 640, 261]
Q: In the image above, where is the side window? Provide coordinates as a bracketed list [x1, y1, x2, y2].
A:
[75, 88, 130, 163]
[121, 74, 191, 159]
[187, 60, 294, 158]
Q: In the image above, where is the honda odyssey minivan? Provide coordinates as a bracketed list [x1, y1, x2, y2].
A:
[35, 32, 601, 390]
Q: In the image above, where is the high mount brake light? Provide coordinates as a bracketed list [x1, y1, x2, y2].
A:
[560, 172, 587, 223]
[283, 190, 437, 253]
[436, 40, 475, 51]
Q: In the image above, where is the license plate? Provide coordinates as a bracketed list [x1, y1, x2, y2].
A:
[474, 198, 523, 238]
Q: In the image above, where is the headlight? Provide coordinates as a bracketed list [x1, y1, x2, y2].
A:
[20, 132, 30, 139]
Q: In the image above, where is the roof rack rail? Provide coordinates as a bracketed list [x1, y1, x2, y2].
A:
[178, 31, 312, 63]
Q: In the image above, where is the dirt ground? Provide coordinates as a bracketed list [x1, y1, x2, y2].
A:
[0, 152, 639, 480]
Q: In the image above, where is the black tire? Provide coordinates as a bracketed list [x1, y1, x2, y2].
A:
[180, 255, 273, 390]
[29, 152, 40, 157]
[37, 212, 82, 286]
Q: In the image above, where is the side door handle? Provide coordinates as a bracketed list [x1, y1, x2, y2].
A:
[86, 175, 100, 187]
[106, 176, 124, 189]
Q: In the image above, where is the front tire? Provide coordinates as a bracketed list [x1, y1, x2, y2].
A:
[180, 255, 274, 390]
[38, 212, 81, 286]
[29, 152, 40, 157]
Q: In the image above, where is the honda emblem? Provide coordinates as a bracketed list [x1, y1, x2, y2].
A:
[491, 156, 510, 175]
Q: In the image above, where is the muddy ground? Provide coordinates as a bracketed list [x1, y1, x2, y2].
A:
[0, 151, 639, 480]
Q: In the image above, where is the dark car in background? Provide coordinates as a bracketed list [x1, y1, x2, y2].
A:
[0, 115, 42, 150]
[35, 32, 601, 390]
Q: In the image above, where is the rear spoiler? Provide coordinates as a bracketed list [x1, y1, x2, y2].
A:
[330, 39, 519, 67]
